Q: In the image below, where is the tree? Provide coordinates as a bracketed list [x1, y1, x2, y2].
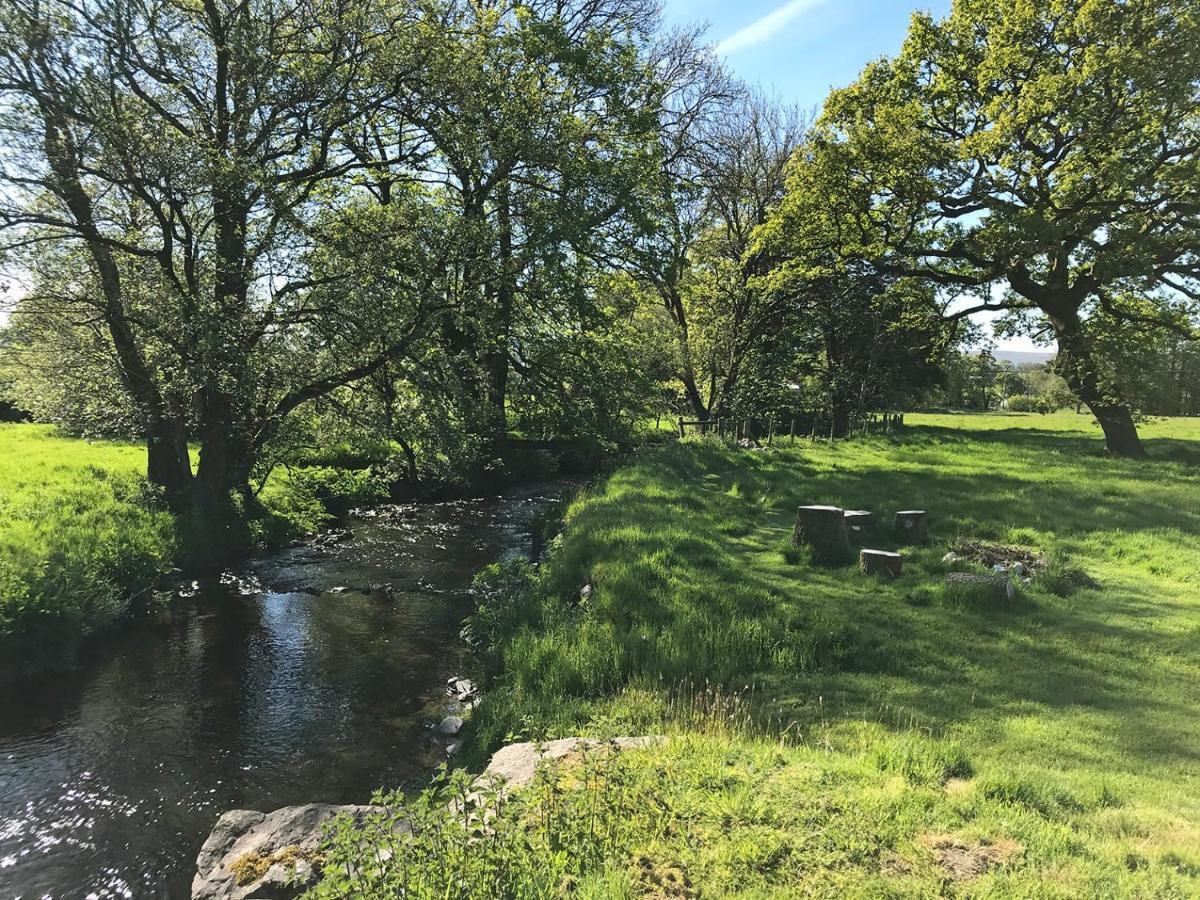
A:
[768, 0, 1200, 456]
[350, 0, 667, 447]
[635, 87, 807, 420]
[0, 0, 446, 538]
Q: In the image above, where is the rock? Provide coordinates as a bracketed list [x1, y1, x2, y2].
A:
[1012, 562, 1028, 578]
[191, 804, 379, 900]
[437, 715, 464, 735]
[860, 549, 903, 579]
[894, 510, 928, 545]
[579, 584, 594, 602]
[447, 678, 477, 701]
[446, 742, 461, 757]
[992, 563, 1007, 574]
[476, 736, 661, 797]
[793, 505, 850, 562]
[942, 551, 960, 564]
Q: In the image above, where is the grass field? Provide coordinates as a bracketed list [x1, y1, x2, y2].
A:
[437, 411, 1200, 897]
[0, 424, 175, 676]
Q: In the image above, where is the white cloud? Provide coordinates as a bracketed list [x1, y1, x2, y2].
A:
[715, 0, 827, 55]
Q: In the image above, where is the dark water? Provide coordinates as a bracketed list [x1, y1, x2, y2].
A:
[0, 487, 558, 898]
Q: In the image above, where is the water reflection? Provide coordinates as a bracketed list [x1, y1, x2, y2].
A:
[0, 487, 559, 898]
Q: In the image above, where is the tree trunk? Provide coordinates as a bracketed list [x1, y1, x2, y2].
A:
[793, 505, 851, 563]
[38, 105, 195, 508]
[1052, 314, 1146, 458]
[146, 418, 193, 510]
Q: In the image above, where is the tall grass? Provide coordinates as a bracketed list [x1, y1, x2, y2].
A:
[0, 425, 175, 677]
[451, 411, 1200, 895]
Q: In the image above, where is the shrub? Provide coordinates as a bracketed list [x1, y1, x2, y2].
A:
[1006, 393, 1064, 414]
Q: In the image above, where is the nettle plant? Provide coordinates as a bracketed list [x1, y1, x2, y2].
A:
[310, 742, 665, 898]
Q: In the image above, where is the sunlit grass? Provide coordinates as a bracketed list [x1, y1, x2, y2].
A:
[463, 412, 1200, 896]
[0, 424, 175, 675]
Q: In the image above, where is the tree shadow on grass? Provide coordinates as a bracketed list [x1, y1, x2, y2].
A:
[539, 435, 1200, 780]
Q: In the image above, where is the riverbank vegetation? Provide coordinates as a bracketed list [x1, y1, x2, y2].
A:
[0, 426, 174, 677]
[400, 412, 1199, 896]
[0, 424, 390, 677]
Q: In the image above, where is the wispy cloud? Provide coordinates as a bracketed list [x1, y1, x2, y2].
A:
[715, 0, 827, 55]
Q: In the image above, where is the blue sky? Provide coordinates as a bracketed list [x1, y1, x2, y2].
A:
[662, 0, 1041, 352]
[662, 0, 953, 115]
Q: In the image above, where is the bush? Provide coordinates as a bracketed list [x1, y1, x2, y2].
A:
[263, 465, 390, 528]
[1005, 393, 1064, 413]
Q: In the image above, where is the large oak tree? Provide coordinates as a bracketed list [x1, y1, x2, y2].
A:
[766, 0, 1200, 456]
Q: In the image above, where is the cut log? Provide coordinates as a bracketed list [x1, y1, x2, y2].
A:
[844, 509, 873, 531]
[860, 549, 902, 578]
[894, 510, 928, 544]
[793, 505, 850, 562]
[945, 572, 1015, 602]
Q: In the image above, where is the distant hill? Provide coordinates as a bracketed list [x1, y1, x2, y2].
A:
[972, 349, 1056, 366]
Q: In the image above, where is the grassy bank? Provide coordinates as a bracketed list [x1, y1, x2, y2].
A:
[425, 412, 1200, 896]
[0, 424, 387, 679]
[0, 425, 176, 676]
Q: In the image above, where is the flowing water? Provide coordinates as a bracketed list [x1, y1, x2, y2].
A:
[0, 486, 561, 898]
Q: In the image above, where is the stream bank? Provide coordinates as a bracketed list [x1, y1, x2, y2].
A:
[0, 484, 565, 898]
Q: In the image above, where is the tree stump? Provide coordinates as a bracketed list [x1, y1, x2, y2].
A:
[894, 510, 928, 544]
[946, 572, 1015, 602]
[793, 505, 850, 562]
[844, 509, 873, 532]
[860, 549, 902, 578]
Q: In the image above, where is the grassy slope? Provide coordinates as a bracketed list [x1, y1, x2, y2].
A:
[0, 424, 175, 669]
[465, 412, 1200, 896]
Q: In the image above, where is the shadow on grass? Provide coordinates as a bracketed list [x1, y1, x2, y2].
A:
[478, 426, 1200, 781]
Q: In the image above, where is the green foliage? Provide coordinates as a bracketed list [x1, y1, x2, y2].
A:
[0, 425, 174, 675]
[1006, 393, 1059, 414]
[312, 743, 659, 898]
[760, 0, 1200, 455]
[278, 466, 390, 520]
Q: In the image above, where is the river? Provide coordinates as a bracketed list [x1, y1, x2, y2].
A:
[0, 486, 561, 898]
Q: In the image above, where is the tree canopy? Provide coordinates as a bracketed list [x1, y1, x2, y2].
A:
[761, 0, 1200, 456]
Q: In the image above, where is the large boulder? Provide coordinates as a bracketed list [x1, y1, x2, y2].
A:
[479, 736, 658, 794]
[191, 803, 381, 900]
[192, 737, 660, 899]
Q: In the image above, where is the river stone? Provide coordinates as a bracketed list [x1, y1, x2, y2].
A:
[191, 803, 379, 900]
[437, 715, 464, 735]
[476, 736, 661, 796]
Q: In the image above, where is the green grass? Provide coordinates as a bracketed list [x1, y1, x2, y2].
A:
[0, 424, 386, 678]
[445, 411, 1200, 896]
[0, 424, 175, 677]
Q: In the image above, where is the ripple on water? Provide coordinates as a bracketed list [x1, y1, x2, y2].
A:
[0, 485, 566, 897]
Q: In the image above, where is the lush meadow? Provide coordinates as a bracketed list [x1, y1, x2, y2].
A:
[436, 412, 1200, 897]
[0, 425, 175, 676]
